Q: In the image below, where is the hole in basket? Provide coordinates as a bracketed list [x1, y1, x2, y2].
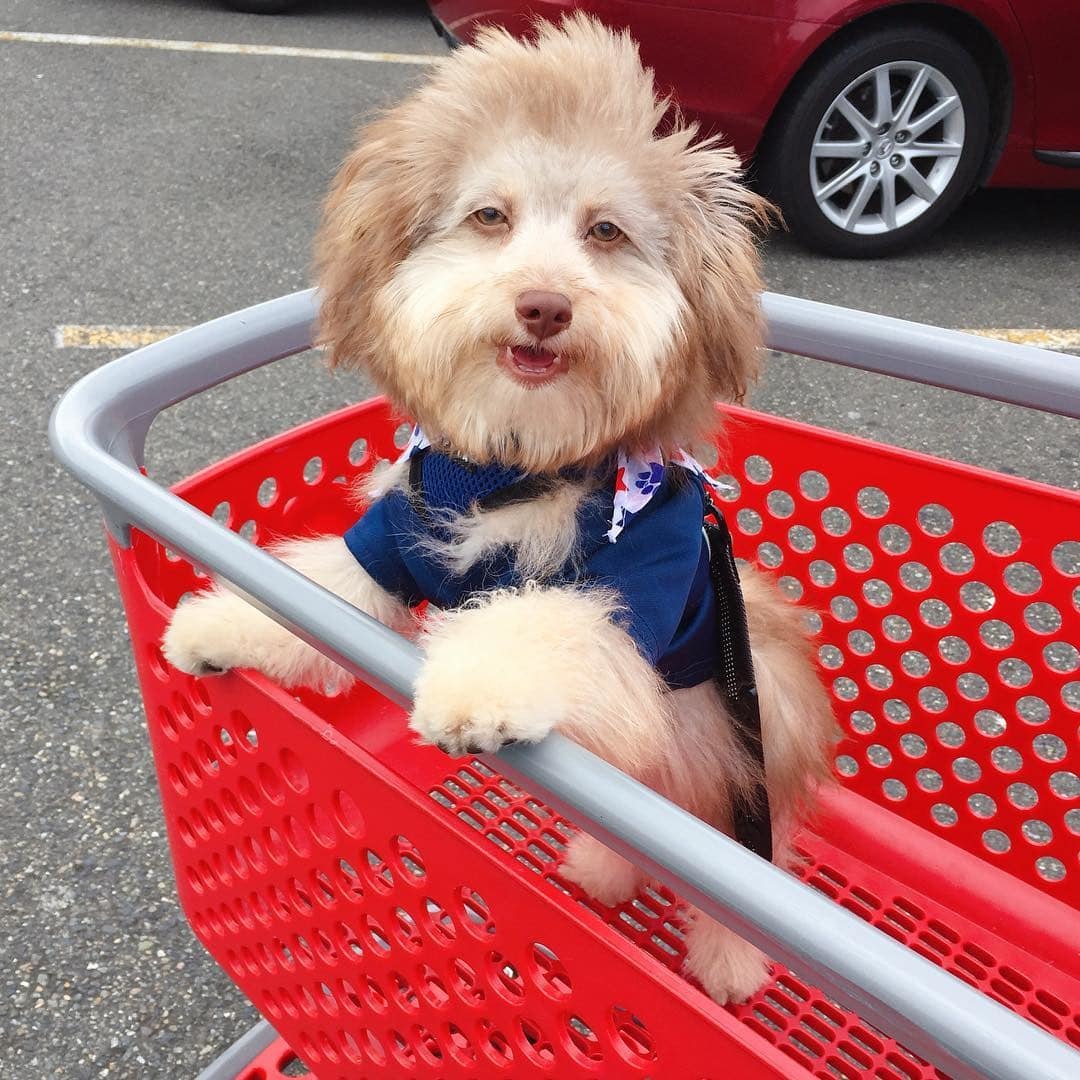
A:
[982, 520, 1021, 557]
[757, 541, 783, 569]
[960, 580, 996, 612]
[939, 543, 975, 575]
[1024, 602, 1062, 635]
[975, 709, 1007, 737]
[256, 476, 278, 507]
[835, 755, 858, 777]
[348, 437, 369, 466]
[810, 559, 838, 588]
[1017, 695, 1050, 725]
[391, 906, 422, 952]
[516, 1017, 556, 1067]
[211, 501, 231, 526]
[390, 834, 427, 883]
[863, 579, 892, 607]
[1050, 770, 1080, 798]
[609, 1006, 656, 1064]
[850, 709, 875, 734]
[1022, 819, 1053, 846]
[393, 421, 414, 449]
[991, 746, 1024, 773]
[744, 454, 772, 483]
[564, 1015, 604, 1067]
[900, 733, 927, 758]
[331, 790, 365, 837]
[420, 898, 456, 945]
[766, 490, 795, 518]
[918, 598, 951, 628]
[918, 686, 948, 714]
[451, 957, 485, 1006]
[979, 619, 1014, 650]
[983, 829, 1011, 853]
[844, 544, 874, 573]
[303, 456, 324, 484]
[1051, 540, 1080, 576]
[917, 503, 953, 537]
[737, 508, 762, 536]
[1045, 641, 1080, 674]
[882, 615, 912, 643]
[878, 524, 911, 556]
[780, 576, 805, 602]
[856, 486, 889, 519]
[455, 886, 496, 938]
[899, 562, 932, 593]
[916, 768, 943, 793]
[999, 658, 1034, 688]
[486, 951, 525, 1003]
[821, 507, 851, 538]
[528, 942, 573, 1000]
[1036, 857, 1067, 882]
[1004, 561, 1042, 595]
[1033, 734, 1067, 763]
[479, 1022, 514, 1066]
[968, 793, 996, 818]
[799, 470, 829, 500]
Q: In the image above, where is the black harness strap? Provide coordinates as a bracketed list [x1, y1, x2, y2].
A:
[703, 501, 774, 862]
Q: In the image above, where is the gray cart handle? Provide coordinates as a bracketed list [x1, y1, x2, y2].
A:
[50, 289, 1080, 1080]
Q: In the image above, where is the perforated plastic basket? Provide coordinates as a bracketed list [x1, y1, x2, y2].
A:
[51, 291, 1080, 1080]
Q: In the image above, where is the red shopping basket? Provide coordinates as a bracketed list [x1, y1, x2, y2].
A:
[111, 391, 1080, 1080]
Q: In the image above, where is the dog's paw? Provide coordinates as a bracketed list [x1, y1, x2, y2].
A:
[162, 592, 240, 676]
[409, 628, 564, 756]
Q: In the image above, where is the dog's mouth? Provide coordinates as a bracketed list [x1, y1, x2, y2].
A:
[497, 344, 569, 386]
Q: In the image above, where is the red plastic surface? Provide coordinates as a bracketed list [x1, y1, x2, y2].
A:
[112, 398, 1080, 1078]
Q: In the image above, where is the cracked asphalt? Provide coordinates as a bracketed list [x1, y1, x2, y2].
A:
[1, 1, 1077, 1075]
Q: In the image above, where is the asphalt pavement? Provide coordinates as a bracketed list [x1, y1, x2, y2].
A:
[2, 1, 1078, 1075]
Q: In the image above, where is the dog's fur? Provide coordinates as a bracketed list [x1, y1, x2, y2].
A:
[163, 15, 837, 1005]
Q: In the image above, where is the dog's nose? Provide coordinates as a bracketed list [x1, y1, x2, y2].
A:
[515, 290, 572, 341]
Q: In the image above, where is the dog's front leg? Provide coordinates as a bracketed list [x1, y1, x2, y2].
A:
[162, 536, 414, 689]
[410, 585, 674, 775]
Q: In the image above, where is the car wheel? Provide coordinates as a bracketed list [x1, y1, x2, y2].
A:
[760, 25, 990, 257]
[222, 0, 296, 13]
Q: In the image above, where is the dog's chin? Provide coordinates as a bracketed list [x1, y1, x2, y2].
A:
[496, 344, 570, 388]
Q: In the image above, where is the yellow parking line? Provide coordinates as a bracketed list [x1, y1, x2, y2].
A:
[962, 328, 1080, 350]
[0, 30, 442, 65]
[55, 325, 189, 349]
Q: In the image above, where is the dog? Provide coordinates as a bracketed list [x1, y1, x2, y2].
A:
[163, 14, 837, 1005]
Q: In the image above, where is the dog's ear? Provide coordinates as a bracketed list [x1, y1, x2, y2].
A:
[670, 136, 775, 404]
[314, 109, 440, 370]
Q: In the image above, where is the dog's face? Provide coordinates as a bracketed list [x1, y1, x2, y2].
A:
[317, 15, 769, 472]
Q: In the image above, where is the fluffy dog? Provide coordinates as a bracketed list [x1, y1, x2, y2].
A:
[163, 15, 837, 1005]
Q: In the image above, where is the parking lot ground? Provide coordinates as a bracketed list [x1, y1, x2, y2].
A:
[2, 1, 1078, 1075]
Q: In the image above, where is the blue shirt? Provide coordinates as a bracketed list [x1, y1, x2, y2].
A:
[343, 453, 718, 689]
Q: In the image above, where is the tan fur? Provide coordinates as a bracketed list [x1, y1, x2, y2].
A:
[165, 16, 836, 1007]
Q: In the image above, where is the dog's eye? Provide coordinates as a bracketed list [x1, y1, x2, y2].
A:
[588, 221, 623, 243]
[473, 207, 507, 227]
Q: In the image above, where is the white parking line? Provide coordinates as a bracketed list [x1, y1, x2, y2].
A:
[0, 29, 442, 65]
[55, 324, 1080, 352]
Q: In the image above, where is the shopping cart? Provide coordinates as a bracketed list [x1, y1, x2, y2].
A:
[50, 289, 1080, 1080]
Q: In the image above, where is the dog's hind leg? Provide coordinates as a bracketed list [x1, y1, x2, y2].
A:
[682, 905, 772, 1005]
[560, 831, 645, 906]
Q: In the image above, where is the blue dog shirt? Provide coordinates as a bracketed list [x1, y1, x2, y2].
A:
[343, 449, 719, 690]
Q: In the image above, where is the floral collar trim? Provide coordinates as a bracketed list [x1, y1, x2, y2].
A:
[396, 426, 730, 543]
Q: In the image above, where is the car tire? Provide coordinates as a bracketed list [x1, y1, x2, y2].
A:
[222, 0, 296, 13]
[758, 25, 990, 258]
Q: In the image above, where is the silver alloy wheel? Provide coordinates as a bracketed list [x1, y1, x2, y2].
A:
[810, 62, 965, 234]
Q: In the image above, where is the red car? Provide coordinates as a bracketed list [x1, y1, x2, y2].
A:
[429, 1, 1080, 257]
